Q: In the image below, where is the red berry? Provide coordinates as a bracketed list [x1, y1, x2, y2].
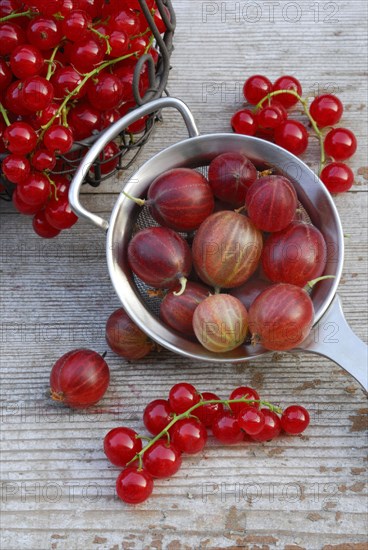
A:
[272, 76, 302, 109]
[320, 162, 354, 193]
[193, 391, 224, 428]
[231, 108, 258, 136]
[229, 386, 260, 415]
[87, 73, 123, 111]
[237, 406, 265, 435]
[243, 75, 272, 105]
[309, 94, 343, 128]
[142, 440, 182, 478]
[3, 122, 37, 155]
[12, 187, 41, 215]
[324, 128, 357, 161]
[61, 9, 91, 42]
[0, 22, 26, 56]
[31, 148, 56, 171]
[44, 195, 78, 229]
[17, 171, 51, 207]
[21, 76, 54, 112]
[212, 411, 244, 444]
[108, 30, 129, 58]
[70, 35, 104, 73]
[274, 120, 309, 156]
[32, 210, 61, 238]
[91, 141, 120, 175]
[108, 9, 140, 35]
[169, 383, 200, 414]
[116, 467, 153, 504]
[10, 44, 44, 79]
[0, 58, 12, 91]
[170, 418, 207, 454]
[251, 409, 281, 441]
[281, 405, 310, 435]
[67, 101, 101, 140]
[257, 102, 287, 131]
[143, 399, 173, 436]
[29, 102, 61, 128]
[43, 125, 74, 154]
[104, 427, 142, 467]
[51, 65, 88, 100]
[27, 16, 62, 50]
[2, 154, 31, 184]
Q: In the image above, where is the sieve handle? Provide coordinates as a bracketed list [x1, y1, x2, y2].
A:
[299, 295, 368, 391]
[69, 97, 200, 231]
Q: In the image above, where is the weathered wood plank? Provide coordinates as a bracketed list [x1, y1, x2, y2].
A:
[1, 0, 367, 549]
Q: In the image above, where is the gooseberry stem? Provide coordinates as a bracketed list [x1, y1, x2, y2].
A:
[305, 275, 335, 290]
[254, 89, 326, 174]
[0, 103, 10, 126]
[122, 190, 146, 207]
[127, 396, 283, 469]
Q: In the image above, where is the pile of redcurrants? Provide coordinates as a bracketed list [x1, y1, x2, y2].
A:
[231, 74, 357, 194]
[103, 382, 310, 504]
[0, 0, 170, 237]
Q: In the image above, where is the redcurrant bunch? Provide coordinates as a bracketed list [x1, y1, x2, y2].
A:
[103, 382, 310, 504]
[0, 0, 170, 237]
[231, 74, 357, 194]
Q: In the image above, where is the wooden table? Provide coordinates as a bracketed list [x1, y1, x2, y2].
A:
[1, 1, 367, 548]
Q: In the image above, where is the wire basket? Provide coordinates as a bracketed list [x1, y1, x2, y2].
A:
[0, 0, 176, 200]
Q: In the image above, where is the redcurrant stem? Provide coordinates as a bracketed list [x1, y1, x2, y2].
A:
[0, 103, 10, 126]
[40, 51, 139, 139]
[126, 397, 283, 467]
[254, 89, 326, 174]
[0, 10, 33, 22]
[131, 27, 151, 39]
[90, 27, 111, 55]
[44, 173, 58, 200]
[144, 34, 155, 55]
[45, 45, 60, 80]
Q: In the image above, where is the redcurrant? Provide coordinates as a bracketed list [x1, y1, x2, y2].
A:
[237, 406, 265, 435]
[104, 427, 142, 467]
[116, 467, 153, 504]
[169, 382, 200, 414]
[281, 405, 310, 435]
[243, 75, 272, 105]
[251, 409, 281, 441]
[229, 386, 260, 415]
[143, 399, 173, 436]
[273, 76, 302, 108]
[320, 162, 354, 193]
[309, 94, 343, 128]
[170, 418, 207, 454]
[142, 440, 182, 478]
[274, 120, 309, 156]
[324, 128, 357, 161]
[212, 411, 244, 444]
[193, 391, 224, 428]
[231, 109, 258, 136]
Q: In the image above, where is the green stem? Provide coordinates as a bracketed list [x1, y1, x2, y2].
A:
[44, 173, 58, 200]
[305, 275, 335, 291]
[144, 34, 155, 55]
[0, 10, 33, 22]
[90, 27, 111, 55]
[128, 397, 283, 469]
[0, 103, 11, 126]
[254, 89, 326, 173]
[122, 190, 146, 207]
[40, 51, 138, 137]
[45, 45, 60, 80]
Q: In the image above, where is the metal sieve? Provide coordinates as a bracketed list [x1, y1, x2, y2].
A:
[69, 97, 367, 391]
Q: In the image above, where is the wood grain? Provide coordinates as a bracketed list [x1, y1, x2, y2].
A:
[1, 0, 367, 549]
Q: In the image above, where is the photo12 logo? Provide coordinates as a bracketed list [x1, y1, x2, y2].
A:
[202, 2, 340, 24]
